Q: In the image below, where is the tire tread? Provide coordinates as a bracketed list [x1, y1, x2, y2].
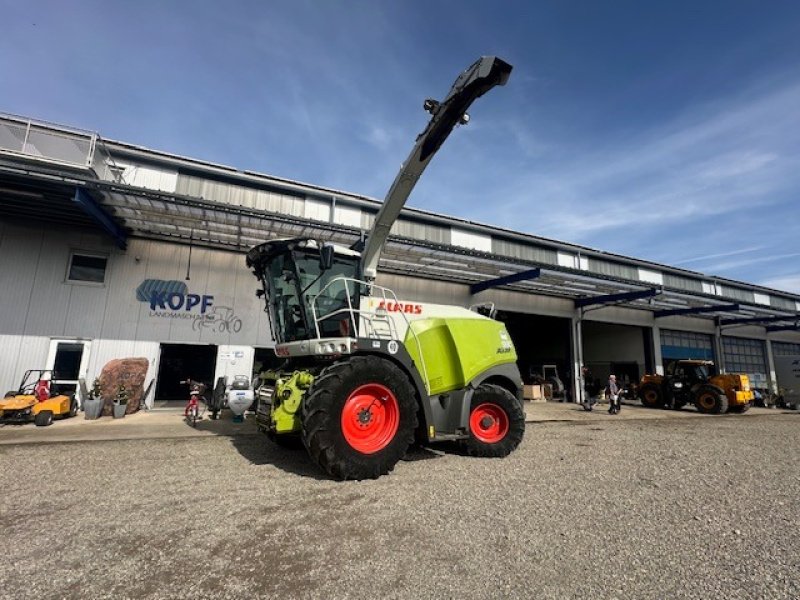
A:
[302, 355, 417, 480]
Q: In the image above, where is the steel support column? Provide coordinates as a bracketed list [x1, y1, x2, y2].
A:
[652, 324, 664, 376]
[765, 339, 778, 393]
[714, 325, 726, 374]
[572, 310, 584, 405]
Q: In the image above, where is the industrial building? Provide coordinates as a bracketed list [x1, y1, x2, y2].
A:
[1, 112, 798, 405]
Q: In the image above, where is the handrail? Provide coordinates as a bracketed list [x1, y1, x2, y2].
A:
[310, 276, 430, 393]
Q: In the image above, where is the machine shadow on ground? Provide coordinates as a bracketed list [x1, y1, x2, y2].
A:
[228, 434, 333, 480]
[188, 414, 445, 480]
[229, 434, 447, 481]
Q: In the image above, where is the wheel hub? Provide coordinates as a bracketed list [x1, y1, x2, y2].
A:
[341, 384, 400, 454]
[357, 408, 373, 426]
[469, 402, 509, 444]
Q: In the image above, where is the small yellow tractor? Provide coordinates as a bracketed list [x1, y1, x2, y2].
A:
[638, 360, 754, 414]
[0, 370, 78, 426]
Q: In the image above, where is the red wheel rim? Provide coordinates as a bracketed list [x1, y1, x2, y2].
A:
[470, 403, 509, 443]
[341, 383, 400, 454]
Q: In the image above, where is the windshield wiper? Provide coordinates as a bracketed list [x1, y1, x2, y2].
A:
[301, 272, 325, 296]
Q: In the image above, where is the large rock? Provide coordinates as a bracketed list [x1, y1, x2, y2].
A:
[98, 358, 149, 415]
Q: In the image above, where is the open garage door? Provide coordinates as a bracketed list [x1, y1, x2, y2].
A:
[582, 321, 652, 392]
[496, 311, 571, 400]
[155, 343, 218, 401]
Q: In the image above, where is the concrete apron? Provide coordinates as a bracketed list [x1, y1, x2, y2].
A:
[523, 400, 778, 423]
[0, 408, 261, 445]
[0, 403, 781, 446]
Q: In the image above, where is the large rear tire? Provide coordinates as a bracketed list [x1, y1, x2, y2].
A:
[302, 355, 417, 480]
[694, 385, 728, 414]
[639, 384, 664, 409]
[35, 410, 54, 427]
[460, 384, 525, 458]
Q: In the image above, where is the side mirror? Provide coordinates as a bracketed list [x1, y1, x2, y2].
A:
[319, 244, 335, 271]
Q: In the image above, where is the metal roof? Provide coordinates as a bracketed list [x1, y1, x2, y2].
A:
[2, 161, 797, 330]
[1, 113, 799, 331]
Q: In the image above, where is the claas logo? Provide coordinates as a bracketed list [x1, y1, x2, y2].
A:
[378, 300, 423, 315]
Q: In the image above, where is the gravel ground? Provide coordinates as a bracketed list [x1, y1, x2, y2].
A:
[1, 414, 798, 599]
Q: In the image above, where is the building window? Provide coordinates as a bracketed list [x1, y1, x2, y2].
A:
[721, 337, 767, 386]
[67, 253, 107, 284]
[773, 341, 800, 356]
[660, 329, 714, 361]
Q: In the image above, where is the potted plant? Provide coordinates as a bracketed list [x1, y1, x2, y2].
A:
[84, 378, 104, 420]
[113, 384, 128, 419]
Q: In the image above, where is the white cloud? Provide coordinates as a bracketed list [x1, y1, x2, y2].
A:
[488, 78, 800, 240]
[708, 252, 800, 274]
[757, 275, 800, 295]
[672, 246, 766, 266]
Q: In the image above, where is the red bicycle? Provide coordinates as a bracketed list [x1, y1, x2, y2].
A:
[181, 379, 207, 427]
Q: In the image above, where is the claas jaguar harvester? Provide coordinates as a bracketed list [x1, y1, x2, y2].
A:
[246, 56, 525, 480]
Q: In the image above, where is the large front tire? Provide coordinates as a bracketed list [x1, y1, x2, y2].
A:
[302, 355, 417, 480]
[460, 384, 525, 458]
[694, 385, 728, 414]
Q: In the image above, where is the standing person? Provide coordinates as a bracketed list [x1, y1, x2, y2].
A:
[607, 374, 621, 415]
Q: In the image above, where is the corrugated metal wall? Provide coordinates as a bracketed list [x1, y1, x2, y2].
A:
[492, 238, 557, 264]
[0, 221, 273, 391]
[0, 334, 50, 395]
[175, 173, 305, 216]
[663, 273, 704, 293]
[586, 258, 638, 280]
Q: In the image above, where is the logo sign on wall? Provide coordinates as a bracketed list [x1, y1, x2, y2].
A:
[136, 279, 242, 333]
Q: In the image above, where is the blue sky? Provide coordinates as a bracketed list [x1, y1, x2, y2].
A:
[2, 1, 799, 293]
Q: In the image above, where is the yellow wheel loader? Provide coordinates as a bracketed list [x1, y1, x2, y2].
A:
[0, 370, 78, 426]
[638, 360, 754, 414]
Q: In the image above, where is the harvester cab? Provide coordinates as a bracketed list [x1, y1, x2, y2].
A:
[247, 56, 525, 480]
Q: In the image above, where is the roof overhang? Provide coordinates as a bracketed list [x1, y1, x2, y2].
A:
[1, 162, 798, 327]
